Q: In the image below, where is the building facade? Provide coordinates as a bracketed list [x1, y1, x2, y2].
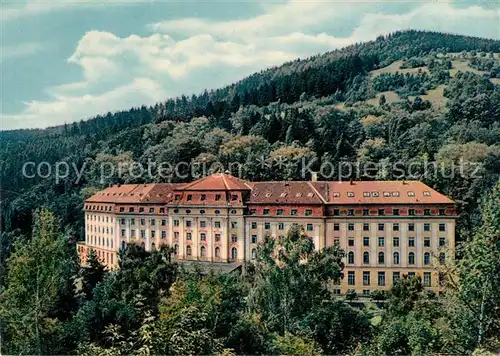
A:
[77, 173, 456, 294]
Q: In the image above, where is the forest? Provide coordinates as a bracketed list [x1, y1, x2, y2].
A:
[0, 30, 499, 354]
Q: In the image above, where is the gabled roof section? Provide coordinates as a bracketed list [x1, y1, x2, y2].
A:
[86, 183, 182, 204]
[178, 173, 252, 191]
[326, 181, 454, 205]
[248, 182, 327, 205]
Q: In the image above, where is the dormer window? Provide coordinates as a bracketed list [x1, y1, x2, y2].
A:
[265, 192, 272, 197]
[296, 193, 303, 197]
[383, 192, 391, 197]
[175, 195, 181, 200]
[187, 194, 192, 201]
[408, 191, 415, 197]
[231, 195, 238, 201]
[392, 192, 399, 197]
[423, 191, 431, 196]
[201, 194, 206, 201]
[371, 192, 379, 197]
[347, 192, 354, 197]
[333, 192, 340, 197]
[215, 194, 221, 201]
[280, 192, 287, 197]
[363, 192, 370, 197]
[307, 193, 314, 197]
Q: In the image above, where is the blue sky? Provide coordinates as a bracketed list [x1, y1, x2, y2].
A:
[1, 1, 499, 130]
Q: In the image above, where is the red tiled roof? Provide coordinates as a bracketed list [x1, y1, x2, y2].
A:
[178, 173, 252, 191]
[325, 181, 454, 204]
[248, 182, 327, 205]
[86, 183, 182, 204]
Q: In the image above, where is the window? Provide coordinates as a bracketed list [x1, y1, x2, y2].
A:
[121, 218, 126, 225]
[200, 221, 206, 228]
[408, 223, 415, 232]
[378, 209, 385, 216]
[424, 223, 431, 231]
[439, 209, 446, 216]
[230, 209, 237, 215]
[347, 251, 355, 264]
[348, 209, 354, 216]
[149, 207, 155, 213]
[408, 272, 415, 278]
[409, 237, 415, 247]
[363, 252, 370, 264]
[139, 207, 144, 213]
[252, 249, 257, 260]
[409, 209, 415, 216]
[215, 234, 221, 242]
[334, 223, 340, 231]
[186, 232, 192, 240]
[393, 223, 399, 231]
[408, 252, 415, 265]
[131, 230, 136, 238]
[423, 272, 431, 287]
[160, 208, 165, 214]
[174, 232, 179, 240]
[151, 231, 156, 239]
[151, 219, 156, 226]
[200, 233, 206, 241]
[174, 244, 179, 255]
[378, 223, 385, 231]
[363, 223, 370, 231]
[306, 224, 313, 232]
[393, 272, 400, 285]
[378, 237, 385, 247]
[175, 195, 180, 201]
[186, 245, 192, 256]
[161, 231, 166, 239]
[231, 247, 238, 259]
[424, 238, 431, 247]
[215, 221, 221, 228]
[215, 247, 220, 257]
[424, 252, 430, 265]
[231, 234, 238, 243]
[378, 252, 385, 264]
[120, 207, 125, 212]
[439, 252, 445, 265]
[333, 209, 340, 216]
[348, 271, 355, 285]
[263, 209, 269, 215]
[393, 237, 399, 247]
[215, 194, 221, 201]
[424, 209, 431, 215]
[393, 251, 400, 264]
[151, 242, 156, 251]
[439, 237, 446, 247]
[251, 235, 257, 243]
[348, 239, 354, 247]
[278, 222, 284, 230]
[231, 194, 238, 201]
[140, 219, 146, 226]
[408, 191, 415, 197]
[305, 209, 312, 216]
[277, 209, 283, 215]
[186, 210, 191, 214]
[378, 272, 386, 286]
[122, 241, 126, 250]
[231, 221, 237, 229]
[291, 209, 297, 216]
[215, 210, 220, 215]
[347, 192, 354, 197]
[439, 223, 446, 232]
[141, 230, 146, 239]
[174, 220, 179, 227]
[363, 209, 369, 216]
[200, 246, 206, 257]
[264, 222, 270, 230]
[200, 209, 205, 214]
[121, 229, 126, 237]
[363, 237, 370, 247]
[161, 219, 166, 226]
[393, 209, 400, 216]
[186, 220, 191, 228]
[363, 271, 370, 285]
[348, 223, 354, 231]
[251, 222, 257, 229]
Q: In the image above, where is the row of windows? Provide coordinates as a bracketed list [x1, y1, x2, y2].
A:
[332, 208, 446, 217]
[87, 215, 114, 223]
[86, 205, 113, 211]
[347, 251, 446, 265]
[120, 229, 167, 239]
[87, 225, 114, 234]
[250, 222, 314, 231]
[88, 236, 114, 248]
[120, 218, 168, 226]
[249, 208, 314, 216]
[347, 236, 447, 247]
[176, 245, 240, 259]
[347, 271, 433, 287]
[335, 222, 446, 232]
[118, 207, 166, 213]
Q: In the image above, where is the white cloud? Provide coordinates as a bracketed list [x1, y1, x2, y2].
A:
[3, 1, 499, 130]
[0, 42, 46, 60]
[1, 78, 166, 130]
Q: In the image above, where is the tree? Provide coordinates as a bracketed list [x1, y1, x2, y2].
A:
[0, 209, 78, 355]
[80, 250, 106, 300]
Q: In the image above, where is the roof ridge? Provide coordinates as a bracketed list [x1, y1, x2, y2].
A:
[307, 182, 328, 204]
[220, 174, 230, 190]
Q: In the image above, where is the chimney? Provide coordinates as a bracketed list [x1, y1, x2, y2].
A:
[311, 172, 318, 182]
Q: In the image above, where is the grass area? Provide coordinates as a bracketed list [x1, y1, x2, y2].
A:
[365, 91, 400, 106]
[370, 60, 429, 77]
[409, 84, 447, 109]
